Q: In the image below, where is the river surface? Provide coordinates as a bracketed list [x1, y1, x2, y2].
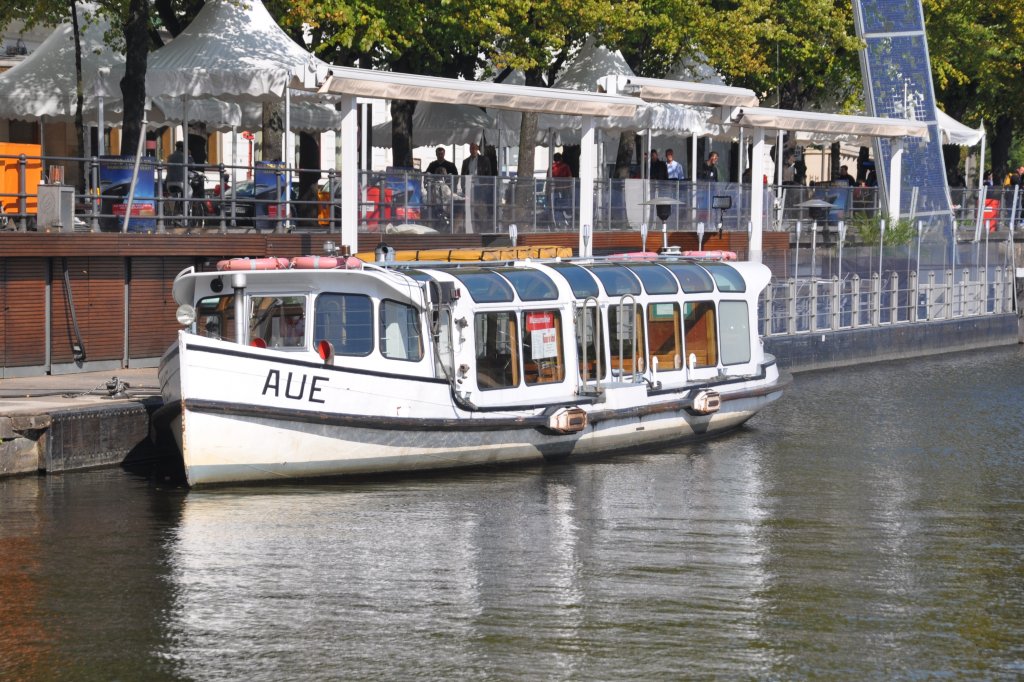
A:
[2, 347, 1023, 680]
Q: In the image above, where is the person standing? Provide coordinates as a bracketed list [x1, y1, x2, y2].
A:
[425, 147, 457, 175]
[551, 152, 573, 220]
[649, 149, 668, 181]
[835, 165, 856, 186]
[699, 151, 719, 181]
[665, 149, 684, 180]
[460, 142, 493, 232]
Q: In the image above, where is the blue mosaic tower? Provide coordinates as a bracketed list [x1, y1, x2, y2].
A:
[852, 0, 952, 228]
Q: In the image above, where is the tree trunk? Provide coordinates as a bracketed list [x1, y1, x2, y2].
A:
[391, 99, 416, 167]
[70, 0, 86, 191]
[261, 101, 284, 163]
[613, 134, 636, 179]
[118, 0, 149, 157]
[991, 114, 1013, 179]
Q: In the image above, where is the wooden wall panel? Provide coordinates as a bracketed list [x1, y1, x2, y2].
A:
[50, 257, 125, 365]
[1, 258, 47, 369]
[129, 257, 196, 358]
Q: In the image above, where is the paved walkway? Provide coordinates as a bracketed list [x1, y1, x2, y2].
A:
[0, 368, 161, 416]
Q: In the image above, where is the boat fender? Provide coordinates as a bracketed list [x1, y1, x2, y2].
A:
[216, 257, 289, 271]
[539, 406, 588, 435]
[687, 389, 721, 415]
[681, 250, 738, 261]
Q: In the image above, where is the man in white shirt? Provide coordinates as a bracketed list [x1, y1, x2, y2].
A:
[665, 149, 684, 180]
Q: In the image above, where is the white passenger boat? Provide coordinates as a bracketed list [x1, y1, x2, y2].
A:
[157, 248, 789, 486]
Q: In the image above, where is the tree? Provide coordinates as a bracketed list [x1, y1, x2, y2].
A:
[924, 0, 1024, 175]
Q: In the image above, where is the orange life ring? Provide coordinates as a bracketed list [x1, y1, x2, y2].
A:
[216, 257, 289, 271]
[681, 250, 738, 261]
[290, 255, 341, 269]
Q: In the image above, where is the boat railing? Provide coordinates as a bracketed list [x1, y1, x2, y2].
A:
[576, 296, 604, 396]
[612, 295, 640, 384]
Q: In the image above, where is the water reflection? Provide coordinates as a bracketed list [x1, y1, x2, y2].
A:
[3, 347, 1023, 679]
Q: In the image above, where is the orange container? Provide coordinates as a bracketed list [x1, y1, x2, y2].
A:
[0, 142, 43, 215]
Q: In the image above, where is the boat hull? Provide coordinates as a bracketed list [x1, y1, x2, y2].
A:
[160, 334, 787, 486]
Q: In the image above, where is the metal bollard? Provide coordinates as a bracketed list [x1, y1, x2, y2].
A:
[89, 157, 101, 232]
[156, 162, 166, 233]
[17, 154, 27, 230]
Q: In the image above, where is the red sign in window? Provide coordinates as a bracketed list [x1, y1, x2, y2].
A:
[525, 312, 554, 331]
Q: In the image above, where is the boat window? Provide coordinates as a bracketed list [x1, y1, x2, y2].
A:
[249, 295, 306, 349]
[608, 302, 646, 376]
[703, 263, 746, 292]
[684, 301, 718, 368]
[576, 305, 604, 382]
[196, 295, 235, 341]
[588, 264, 642, 296]
[474, 311, 519, 389]
[662, 263, 715, 293]
[314, 293, 373, 356]
[491, 268, 559, 301]
[451, 270, 515, 303]
[522, 310, 565, 385]
[647, 302, 682, 372]
[379, 299, 424, 362]
[547, 263, 600, 298]
[719, 301, 751, 365]
[623, 263, 678, 295]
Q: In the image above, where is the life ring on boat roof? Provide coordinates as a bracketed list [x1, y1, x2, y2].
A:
[216, 257, 290, 271]
[290, 255, 364, 270]
[681, 250, 738, 261]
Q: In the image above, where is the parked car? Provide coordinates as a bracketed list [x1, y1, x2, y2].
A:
[216, 180, 298, 228]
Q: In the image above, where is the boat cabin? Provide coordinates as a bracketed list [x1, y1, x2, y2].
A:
[175, 255, 771, 408]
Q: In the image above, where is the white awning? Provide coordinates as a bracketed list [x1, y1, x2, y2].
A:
[936, 109, 984, 146]
[622, 76, 758, 107]
[318, 66, 641, 118]
[730, 107, 930, 138]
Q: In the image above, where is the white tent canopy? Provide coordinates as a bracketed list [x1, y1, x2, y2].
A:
[729, 107, 930, 139]
[145, 0, 330, 101]
[0, 7, 125, 123]
[370, 102, 500, 148]
[936, 109, 984, 146]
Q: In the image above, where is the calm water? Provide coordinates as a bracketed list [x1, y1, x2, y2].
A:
[2, 347, 1023, 680]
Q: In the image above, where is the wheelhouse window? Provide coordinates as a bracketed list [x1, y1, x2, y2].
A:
[647, 302, 682, 372]
[703, 263, 746, 292]
[718, 301, 751, 365]
[522, 310, 565, 385]
[314, 293, 373, 356]
[609, 302, 646, 376]
[475, 311, 519, 389]
[196, 295, 235, 341]
[684, 301, 718, 368]
[379, 299, 424, 361]
[249, 295, 306, 349]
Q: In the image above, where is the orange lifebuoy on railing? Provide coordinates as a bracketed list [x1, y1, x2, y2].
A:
[216, 257, 289, 271]
[681, 250, 738, 261]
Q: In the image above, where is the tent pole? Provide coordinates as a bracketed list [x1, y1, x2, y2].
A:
[231, 125, 238, 226]
[121, 114, 148, 233]
[339, 94, 359, 253]
[183, 94, 190, 220]
[579, 115, 595, 255]
[284, 85, 292, 229]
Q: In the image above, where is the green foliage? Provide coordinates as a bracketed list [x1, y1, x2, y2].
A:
[850, 214, 917, 246]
